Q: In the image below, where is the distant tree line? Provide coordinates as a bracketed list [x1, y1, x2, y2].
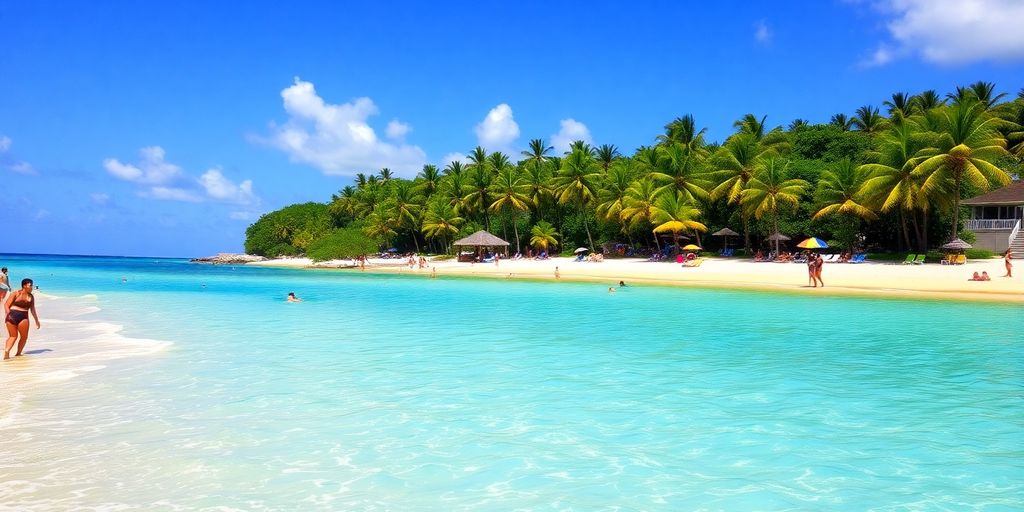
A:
[246, 81, 1024, 260]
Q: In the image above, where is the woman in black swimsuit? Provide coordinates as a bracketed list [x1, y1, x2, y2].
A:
[4, 278, 41, 360]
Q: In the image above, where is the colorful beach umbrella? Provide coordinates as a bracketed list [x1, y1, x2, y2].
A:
[574, 247, 589, 254]
[681, 244, 702, 251]
[796, 237, 829, 249]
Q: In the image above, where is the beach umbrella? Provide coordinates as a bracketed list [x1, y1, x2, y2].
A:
[386, 248, 399, 253]
[712, 227, 739, 250]
[574, 247, 589, 254]
[681, 244, 702, 251]
[766, 232, 790, 254]
[940, 238, 972, 252]
[796, 237, 829, 249]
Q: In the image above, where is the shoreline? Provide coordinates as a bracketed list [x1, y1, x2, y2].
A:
[248, 256, 1023, 304]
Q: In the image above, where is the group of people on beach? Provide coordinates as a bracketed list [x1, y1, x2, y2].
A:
[1, 267, 41, 361]
[806, 252, 825, 287]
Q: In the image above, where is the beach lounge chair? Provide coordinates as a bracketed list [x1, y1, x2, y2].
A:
[954, 254, 966, 265]
[849, 253, 866, 264]
[901, 254, 916, 265]
[912, 254, 925, 265]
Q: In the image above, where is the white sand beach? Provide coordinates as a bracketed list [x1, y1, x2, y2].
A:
[249, 256, 1023, 303]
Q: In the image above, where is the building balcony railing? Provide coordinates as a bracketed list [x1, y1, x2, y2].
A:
[965, 219, 1020, 230]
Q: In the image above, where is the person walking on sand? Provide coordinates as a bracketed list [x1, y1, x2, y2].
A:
[1004, 250, 1013, 277]
[0, 268, 10, 303]
[813, 253, 825, 287]
[4, 278, 40, 360]
[554, 266, 560, 279]
[805, 252, 816, 287]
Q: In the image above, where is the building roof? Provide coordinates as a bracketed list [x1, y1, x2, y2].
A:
[962, 181, 1024, 206]
[452, 230, 510, 246]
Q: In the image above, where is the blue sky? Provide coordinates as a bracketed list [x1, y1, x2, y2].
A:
[1, 0, 1022, 257]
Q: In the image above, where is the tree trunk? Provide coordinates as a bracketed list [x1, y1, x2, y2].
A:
[909, 211, 923, 252]
[898, 210, 911, 252]
[772, 210, 780, 254]
[513, 220, 520, 254]
[412, 230, 420, 253]
[922, 209, 929, 251]
[742, 213, 751, 253]
[951, 177, 961, 240]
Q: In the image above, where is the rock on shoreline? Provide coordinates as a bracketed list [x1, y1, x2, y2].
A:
[190, 253, 267, 264]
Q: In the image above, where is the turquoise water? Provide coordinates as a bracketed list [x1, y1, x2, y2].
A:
[1, 254, 1022, 511]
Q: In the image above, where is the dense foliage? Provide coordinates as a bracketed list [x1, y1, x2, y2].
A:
[306, 227, 380, 262]
[246, 82, 1024, 256]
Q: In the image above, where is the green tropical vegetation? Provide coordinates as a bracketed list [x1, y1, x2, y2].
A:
[245, 82, 1023, 258]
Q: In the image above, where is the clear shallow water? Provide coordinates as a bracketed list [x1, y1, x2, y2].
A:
[0, 254, 1022, 511]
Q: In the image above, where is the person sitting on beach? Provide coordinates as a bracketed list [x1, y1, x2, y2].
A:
[287, 292, 302, 302]
[4, 278, 40, 360]
[969, 272, 982, 281]
[754, 250, 766, 262]
[981, 271, 991, 281]
[618, 280, 626, 287]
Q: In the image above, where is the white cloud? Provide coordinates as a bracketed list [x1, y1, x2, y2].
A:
[440, 152, 468, 167]
[105, 147, 259, 204]
[550, 118, 592, 154]
[229, 211, 254, 221]
[865, 0, 1024, 65]
[34, 209, 50, 220]
[103, 146, 181, 184]
[147, 187, 203, 202]
[385, 119, 411, 140]
[260, 78, 427, 177]
[754, 20, 772, 44]
[474, 103, 520, 152]
[90, 193, 110, 205]
[199, 168, 256, 205]
[0, 135, 37, 175]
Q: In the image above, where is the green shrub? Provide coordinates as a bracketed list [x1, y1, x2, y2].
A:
[965, 248, 994, 259]
[245, 202, 333, 256]
[267, 243, 299, 257]
[306, 228, 380, 262]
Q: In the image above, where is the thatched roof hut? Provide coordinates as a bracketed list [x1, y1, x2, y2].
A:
[453, 230, 510, 247]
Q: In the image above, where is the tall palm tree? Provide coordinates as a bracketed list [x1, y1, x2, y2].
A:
[467, 146, 489, 173]
[378, 168, 394, 183]
[883, 92, 913, 117]
[914, 99, 1011, 240]
[650, 192, 707, 250]
[657, 114, 708, 152]
[391, 180, 424, 252]
[489, 166, 532, 251]
[852, 105, 886, 133]
[442, 170, 470, 215]
[421, 199, 464, 253]
[355, 172, 368, 189]
[621, 178, 664, 250]
[521, 138, 553, 164]
[651, 144, 710, 203]
[487, 151, 512, 175]
[813, 158, 877, 220]
[594, 144, 620, 172]
[364, 206, 397, 250]
[552, 148, 601, 250]
[463, 164, 493, 229]
[830, 113, 854, 131]
[948, 82, 1006, 110]
[522, 160, 552, 218]
[415, 164, 441, 198]
[595, 161, 635, 236]
[530, 221, 560, 253]
[329, 185, 359, 222]
[443, 160, 466, 176]
[741, 157, 809, 254]
[567, 140, 595, 156]
[859, 121, 935, 250]
[734, 114, 768, 139]
[911, 90, 945, 113]
[788, 119, 809, 131]
[709, 133, 778, 250]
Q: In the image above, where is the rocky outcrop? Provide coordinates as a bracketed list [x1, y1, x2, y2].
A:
[191, 253, 267, 264]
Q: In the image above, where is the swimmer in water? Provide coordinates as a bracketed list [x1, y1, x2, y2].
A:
[287, 292, 302, 302]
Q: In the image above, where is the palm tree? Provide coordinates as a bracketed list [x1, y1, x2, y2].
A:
[657, 114, 708, 152]
[415, 164, 441, 198]
[813, 158, 877, 221]
[354, 172, 368, 189]
[442, 170, 471, 215]
[621, 178, 664, 250]
[522, 160, 552, 218]
[521, 138, 553, 164]
[421, 199, 464, 253]
[859, 121, 935, 250]
[594, 144, 620, 172]
[467, 146, 489, 173]
[911, 90, 945, 113]
[391, 180, 424, 252]
[969, 81, 1008, 110]
[567, 140, 595, 156]
[463, 164, 493, 229]
[651, 143, 711, 203]
[788, 119, 809, 131]
[378, 168, 394, 183]
[914, 99, 1011, 240]
[443, 160, 465, 176]
[709, 133, 778, 250]
[552, 147, 601, 250]
[852, 105, 886, 133]
[489, 166, 532, 251]
[883, 92, 913, 117]
[741, 157, 809, 254]
[530, 221, 560, 253]
[650, 191, 708, 250]
[595, 161, 635, 237]
[734, 114, 768, 139]
[329, 185, 359, 222]
[830, 113, 854, 131]
[487, 151, 512, 175]
[364, 206, 397, 250]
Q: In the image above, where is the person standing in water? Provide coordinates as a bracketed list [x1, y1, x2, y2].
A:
[4, 278, 40, 360]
